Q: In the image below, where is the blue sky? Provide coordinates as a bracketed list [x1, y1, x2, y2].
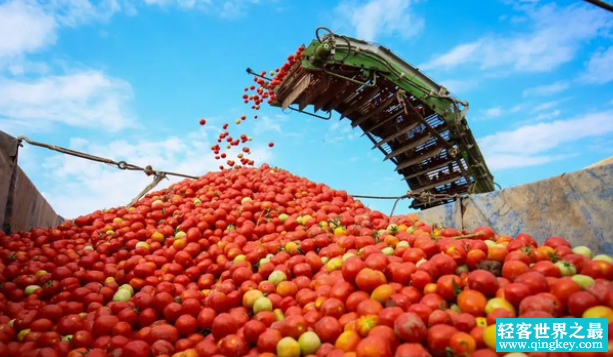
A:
[1, 0, 612, 218]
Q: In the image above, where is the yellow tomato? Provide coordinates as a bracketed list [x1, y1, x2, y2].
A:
[483, 324, 497, 350]
[424, 283, 438, 294]
[151, 231, 165, 243]
[334, 226, 347, 235]
[326, 257, 343, 272]
[475, 317, 488, 327]
[505, 353, 529, 357]
[371, 284, 395, 304]
[384, 235, 399, 247]
[583, 306, 613, 323]
[277, 337, 301, 357]
[485, 298, 515, 315]
[17, 329, 30, 341]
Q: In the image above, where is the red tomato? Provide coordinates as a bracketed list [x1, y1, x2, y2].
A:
[122, 340, 151, 357]
[394, 312, 426, 343]
[515, 271, 549, 295]
[567, 291, 600, 317]
[355, 269, 387, 292]
[519, 293, 562, 317]
[427, 324, 458, 357]
[549, 277, 581, 305]
[314, 317, 342, 344]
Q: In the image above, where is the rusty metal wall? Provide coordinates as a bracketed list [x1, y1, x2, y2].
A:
[0, 130, 63, 234]
[418, 163, 613, 255]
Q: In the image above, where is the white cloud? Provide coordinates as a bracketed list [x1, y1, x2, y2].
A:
[253, 115, 282, 134]
[420, 43, 479, 71]
[533, 98, 570, 112]
[440, 79, 479, 94]
[144, 0, 211, 9]
[49, 0, 123, 27]
[522, 81, 570, 97]
[143, 0, 261, 18]
[333, 0, 424, 42]
[0, 70, 138, 133]
[481, 107, 502, 118]
[476, 105, 521, 120]
[24, 129, 273, 218]
[420, 3, 613, 73]
[0, 1, 57, 60]
[581, 46, 613, 84]
[479, 110, 613, 170]
[533, 109, 561, 122]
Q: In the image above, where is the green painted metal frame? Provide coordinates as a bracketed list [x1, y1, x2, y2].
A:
[269, 33, 495, 195]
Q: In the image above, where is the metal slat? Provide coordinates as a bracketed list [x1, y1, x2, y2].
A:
[395, 147, 444, 171]
[416, 174, 463, 192]
[352, 94, 396, 128]
[313, 80, 349, 112]
[401, 157, 456, 180]
[383, 133, 431, 160]
[323, 83, 359, 112]
[341, 86, 381, 119]
[299, 77, 330, 111]
[275, 63, 304, 99]
[282, 74, 311, 110]
[372, 122, 419, 149]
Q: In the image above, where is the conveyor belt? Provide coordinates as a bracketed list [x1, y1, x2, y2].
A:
[257, 27, 495, 209]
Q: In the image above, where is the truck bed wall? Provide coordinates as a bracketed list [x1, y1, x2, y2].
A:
[418, 162, 613, 255]
[0, 130, 63, 234]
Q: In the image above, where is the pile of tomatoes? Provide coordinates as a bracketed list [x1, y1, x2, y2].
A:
[1, 165, 613, 357]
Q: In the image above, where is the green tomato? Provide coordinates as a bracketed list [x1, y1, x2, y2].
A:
[571, 274, 595, 289]
[113, 289, 132, 302]
[298, 331, 321, 356]
[24, 285, 41, 296]
[118, 284, 134, 296]
[555, 261, 577, 276]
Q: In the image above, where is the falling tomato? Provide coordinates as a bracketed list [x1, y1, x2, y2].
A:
[269, 142, 274, 148]
[199, 119, 206, 125]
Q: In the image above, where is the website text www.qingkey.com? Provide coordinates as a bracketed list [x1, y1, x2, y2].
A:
[498, 341, 604, 351]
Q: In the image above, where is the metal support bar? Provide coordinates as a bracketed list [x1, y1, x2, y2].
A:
[341, 86, 380, 118]
[384, 133, 431, 160]
[402, 157, 455, 180]
[417, 174, 463, 192]
[352, 94, 397, 128]
[397, 92, 452, 148]
[581, 0, 613, 13]
[395, 147, 444, 171]
[373, 121, 419, 149]
[361, 106, 403, 134]
[364, 131, 398, 165]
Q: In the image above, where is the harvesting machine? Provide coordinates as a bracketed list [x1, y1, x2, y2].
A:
[249, 27, 495, 210]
